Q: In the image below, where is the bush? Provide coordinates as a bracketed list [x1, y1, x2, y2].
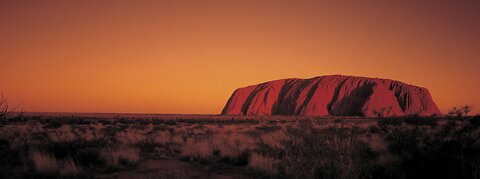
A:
[0, 139, 22, 168]
[251, 118, 480, 179]
[377, 118, 404, 129]
[21, 172, 92, 179]
[255, 125, 281, 133]
[271, 125, 378, 179]
[43, 121, 63, 129]
[368, 125, 381, 134]
[385, 124, 480, 179]
[404, 116, 438, 127]
[214, 150, 251, 166]
[469, 115, 480, 127]
[0, 94, 8, 120]
[235, 150, 251, 166]
[448, 105, 472, 117]
[76, 148, 105, 168]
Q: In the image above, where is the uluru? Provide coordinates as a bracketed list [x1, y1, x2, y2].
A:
[222, 75, 442, 117]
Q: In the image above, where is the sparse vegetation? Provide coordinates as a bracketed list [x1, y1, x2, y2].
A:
[0, 115, 478, 178]
[470, 115, 480, 126]
[274, 124, 373, 179]
[0, 94, 8, 120]
[448, 105, 472, 117]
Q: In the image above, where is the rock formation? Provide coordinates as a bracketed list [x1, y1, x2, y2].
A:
[221, 75, 442, 117]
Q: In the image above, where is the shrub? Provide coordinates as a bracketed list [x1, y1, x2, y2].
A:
[215, 149, 251, 166]
[404, 116, 438, 127]
[385, 124, 480, 179]
[41, 139, 109, 162]
[448, 105, 472, 117]
[272, 124, 378, 179]
[255, 125, 281, 133]
[235, 150, 251, 166]
[368, 125, 381, 134]
[136, 131, 159, 153]
[0, 94, 8, 120]
[76, 148, 105, 168]
[469, 115, 480, 127]
[21, 172, 92, 179]
[0, 139, 22, 168]
[248, 152, 278, 174]
[377, 117, 404, 129]
[43, 121, 63, 129]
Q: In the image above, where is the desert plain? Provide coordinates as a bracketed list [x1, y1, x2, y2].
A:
[0, 113, 478, 179]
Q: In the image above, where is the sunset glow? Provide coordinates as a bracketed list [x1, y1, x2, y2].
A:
[1, 1, 479, 114]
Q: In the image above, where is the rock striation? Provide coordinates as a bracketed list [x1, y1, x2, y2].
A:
[221, 75, 442, 117]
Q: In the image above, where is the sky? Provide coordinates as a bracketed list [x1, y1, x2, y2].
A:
[0, 0, 479, 114]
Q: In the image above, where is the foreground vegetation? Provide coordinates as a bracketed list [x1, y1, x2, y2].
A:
[0, 114, 479, 179]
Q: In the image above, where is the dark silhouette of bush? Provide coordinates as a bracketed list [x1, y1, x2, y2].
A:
[269, 123, 379, 179]
[385, 123, 480, 179]
[377, 117, 404, 131]
[21, 172, 92, 179]
[470, 115, 480, 127]
[403, 116, 439, 127]
[255, 125, 282, 133]
[42, 120, 63, 129]
[0, 94, 8, 120]
[0, 139, 22, 168]
[36, 138, 113, 170]
[76, 148, 105, 168]
[234, 150, 251, 166]
[368, 125, 381, 134]
[448, 105, 472, 117]
[250, 118, 480, 179]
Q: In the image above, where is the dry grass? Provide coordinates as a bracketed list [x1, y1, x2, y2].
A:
[101, 146, 140, 167]
[248, 153, 278, 174]
[30, 150, 82, 177]
[0, 114, 478, 179]
[30, 150, 59, 173]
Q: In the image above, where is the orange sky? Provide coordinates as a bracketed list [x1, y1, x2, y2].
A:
[1, 1, 479, 114]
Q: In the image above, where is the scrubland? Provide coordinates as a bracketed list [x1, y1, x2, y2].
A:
[0, 114, 479, 179]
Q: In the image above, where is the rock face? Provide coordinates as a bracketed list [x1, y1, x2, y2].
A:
[221, 75, 442, 117]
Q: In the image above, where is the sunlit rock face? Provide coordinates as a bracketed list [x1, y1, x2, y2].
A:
[221, 75, 442, 117]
